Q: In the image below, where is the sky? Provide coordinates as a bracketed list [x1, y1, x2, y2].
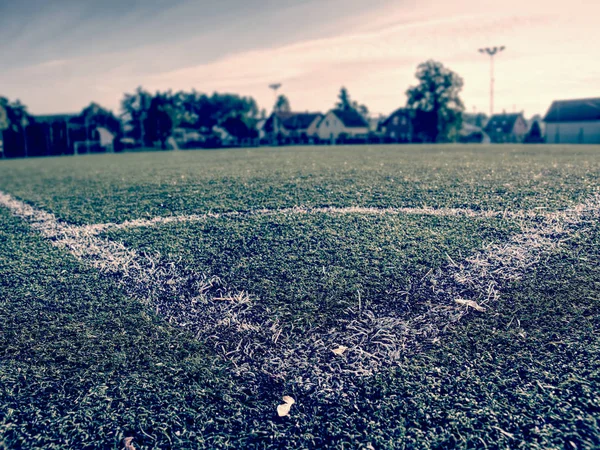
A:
[1, 0, 598, 117]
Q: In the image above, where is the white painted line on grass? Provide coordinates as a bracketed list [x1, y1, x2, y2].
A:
[1, 190, 599, 398]
[85, 205, 540, 234]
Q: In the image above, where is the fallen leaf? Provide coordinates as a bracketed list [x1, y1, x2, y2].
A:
[277, 403, 292, 417]
[277, 396, 295, 417]
[455, 299, 486, 312]
[122, 437, 136, 450]
[332, 346, 348, 356]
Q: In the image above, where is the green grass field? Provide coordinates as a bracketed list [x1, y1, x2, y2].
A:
[1, 145, 599, 449]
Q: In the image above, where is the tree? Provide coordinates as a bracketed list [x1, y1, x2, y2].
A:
[0, 97, 31, 157]
[120, 87, 153, 145]
[525, 121, 544, 143]
[463, 112, 488, 128]
[145, 93, 176, 149]
[79, 102, 122, 137]
[336, 87, 369, 118]
[336, 87, 352, 111]
[406, 60, 465, 142]
[274, 95, 291, 113]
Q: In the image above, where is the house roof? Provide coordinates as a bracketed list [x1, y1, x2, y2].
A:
[263, 112, 295, 133]
[543, 98, 600, 123]
[282, 113, 322, 131]
[264, 112, 322, 132]
[381, 108, 411, 127]
[34, 114, 79, 124]
[484, 113, 523, 134]
[330, 109, 369, 128]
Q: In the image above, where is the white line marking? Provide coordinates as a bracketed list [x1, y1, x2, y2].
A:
[85, 206, 540, 234]
[1, 190, 599, 396]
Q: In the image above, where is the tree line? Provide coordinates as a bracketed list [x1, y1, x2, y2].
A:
[1, 60, 540, 157]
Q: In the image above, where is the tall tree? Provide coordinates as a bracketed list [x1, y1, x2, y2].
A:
[0, 98, 31, 157]
[336, 87, 369, 118]
[120, 87, 153, 145]
[145, 93, 176, 149]
[336, 87, 352, 111]
[525, 121, 544, 143]
[79, 102, 122, 137]
[274, 95, 291, 113]
[406, 60, 465, 142]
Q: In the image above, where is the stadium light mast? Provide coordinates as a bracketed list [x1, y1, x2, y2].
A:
[268, 83, 282, 141]
[478, 46, 505, 116]
[269, 83, 282, 110]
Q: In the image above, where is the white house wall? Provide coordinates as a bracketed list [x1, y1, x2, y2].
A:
[316, 112, 369, 141]
[545, 121, 600, 144]
[306, 117, 322, 137]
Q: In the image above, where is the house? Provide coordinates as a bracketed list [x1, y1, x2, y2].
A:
[281, 113, 323, 142]
[379, 108, 413, 142]
[263, 112, 323, 143]
[459, 123, 491, 144]
[316, 109, 370, 142]
[218, 116, 258, 147]
[484, 112, 528, 143]
[543, 97, 600, 144]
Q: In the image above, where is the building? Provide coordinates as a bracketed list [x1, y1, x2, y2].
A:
[543, 98, 600, 144]
[263, 111, 323, 143]
[484, 112, 528, 143]
[281, 113, 323, 142]
[459, 123, 491, 144]
[379, 108, 413, 142]
[316, 109, 370, 142]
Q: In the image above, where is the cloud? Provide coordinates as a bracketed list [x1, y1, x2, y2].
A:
[1, 0, 598, 117]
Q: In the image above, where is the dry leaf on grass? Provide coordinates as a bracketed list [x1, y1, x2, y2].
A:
[277, 395, 295, 417]
[122, 437, 136, 450]
[455, 298, 486, 312]
[332, 345, 348, 356]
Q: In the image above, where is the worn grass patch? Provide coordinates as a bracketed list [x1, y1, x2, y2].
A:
[104, 213, 518, 329]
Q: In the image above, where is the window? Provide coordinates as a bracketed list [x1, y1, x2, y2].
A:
[401, 117, 407, 125]
[393, 116, 399, 126]
[325, 120, 329, 127]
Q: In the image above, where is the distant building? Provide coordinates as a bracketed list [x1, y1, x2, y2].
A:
[379, 108, 413, 142]
[459, 123, 491, 144]
[316, 109, 370, 142]
[280, 112, 323, 142]
[543, 98, 600, 144]
[484, 112, 528, 143]
[263, 112, 323, 143]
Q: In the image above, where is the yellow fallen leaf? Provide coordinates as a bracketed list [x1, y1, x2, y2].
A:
[277, 395, 295, 417]
[455, 299, 486, 312]
[122, 437, 136, 450]
[277, 403, 292, 417]
[282, 395, 295, 405]
[332, 346, 348, 356]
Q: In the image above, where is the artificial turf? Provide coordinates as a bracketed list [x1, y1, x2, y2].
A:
[104, 213, 519, 330]
[1, 144, 599, 449]
[0, 145, 598, 224]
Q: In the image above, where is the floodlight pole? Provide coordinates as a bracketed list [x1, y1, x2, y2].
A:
[269, 83, 282, 109]
[268, 83, 282, 141]
[478, 46, 505, 116]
